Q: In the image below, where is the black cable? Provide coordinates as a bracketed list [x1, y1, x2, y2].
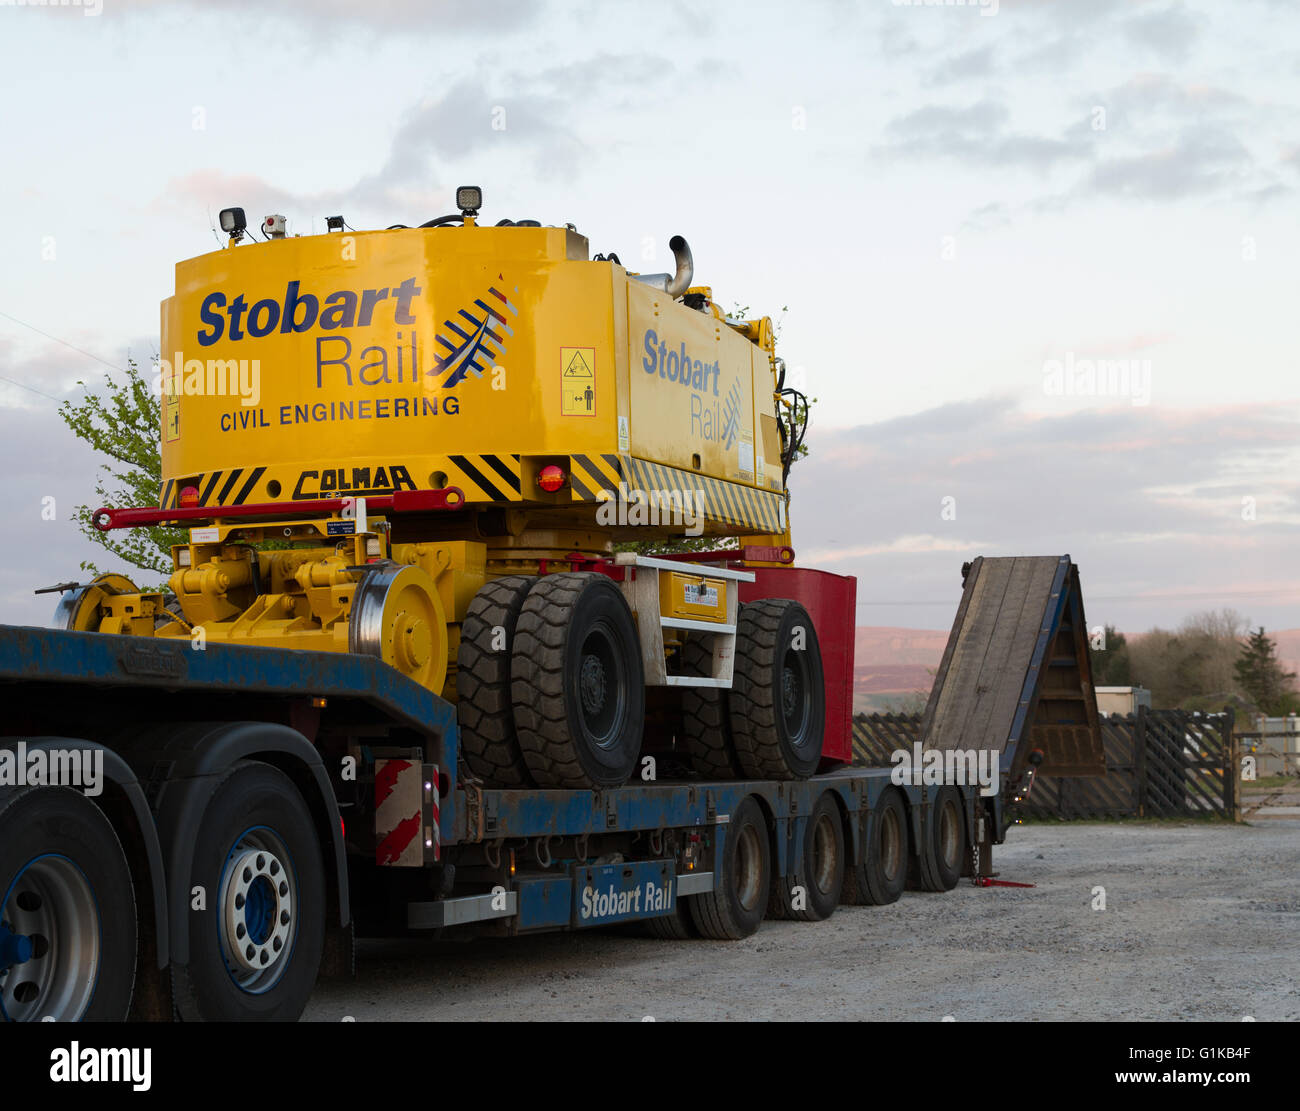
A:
[777, 386, 809, 484]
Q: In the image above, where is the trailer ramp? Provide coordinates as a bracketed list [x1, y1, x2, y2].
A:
[920, 555, 1105, 794]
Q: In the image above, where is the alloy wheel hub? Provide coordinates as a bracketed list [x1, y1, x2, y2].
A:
[222, 848, 293, 975]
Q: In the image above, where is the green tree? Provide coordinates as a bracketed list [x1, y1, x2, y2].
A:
[1089, 625, 1131, 685]
[1127, 609, 1248, 709]
[57, 358, 181, 578]
[1233, 627, 1298, 715]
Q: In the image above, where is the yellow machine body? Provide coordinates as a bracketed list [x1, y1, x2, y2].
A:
[59, 215, 799, 699]
[159, 224, 786, 539]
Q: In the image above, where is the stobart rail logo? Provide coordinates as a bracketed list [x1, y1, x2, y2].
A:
[194, 276, 517, 392]
[194, 276, 519, 436]
[641, 328, 739, 448]
[434, 283, 517, 387]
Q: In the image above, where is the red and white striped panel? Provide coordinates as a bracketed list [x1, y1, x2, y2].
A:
[374, 758, 422, 866]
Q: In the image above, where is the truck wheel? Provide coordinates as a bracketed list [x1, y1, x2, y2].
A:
[457, 576, 537, 788]
[643, 900, 698, 940]
[689, 797, 769, 940]
[769, 791, 844, 922]
[172, 761, 324, 1021]
[843, 788, 908, 906]
[930, 787, 966, 891]
[911, 787, 965, 893]
[678, 634, 743, 779]
[729, 599, 824, 781]
[0, 787, 137, 1021]
[511, 573, 645, 790]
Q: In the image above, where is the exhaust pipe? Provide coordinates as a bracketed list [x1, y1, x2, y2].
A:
[631, 236, 694, 299]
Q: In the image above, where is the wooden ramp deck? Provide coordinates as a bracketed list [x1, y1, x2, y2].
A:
[920, 555, 1106, 788]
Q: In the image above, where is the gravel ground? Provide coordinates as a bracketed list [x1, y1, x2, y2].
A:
[304, 815, 1300, 1022]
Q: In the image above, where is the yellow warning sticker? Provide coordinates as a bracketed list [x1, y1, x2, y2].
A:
[560, 347, 596, 416]
[164, 390, 180, 442]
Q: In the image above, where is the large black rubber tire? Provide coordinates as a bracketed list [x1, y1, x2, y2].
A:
[909, 786, 966, 893]
[768, 790, 844, 922]
[729, 599, 824, 781]
[172, 761, 325, 1021]
[643, 900, 698, 940]
[457, 575, 537, 788]
[842, 788, 909, 906]
[511, 573, 645, 789]
[154, 592, 188, 632]
[0, 786, 137, 1021]
[689, 796, 770, 940]
[930, 787, 966, 891]
[678, 634, 744, 779]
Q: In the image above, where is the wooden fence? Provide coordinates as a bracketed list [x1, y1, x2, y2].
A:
[851, 707, 1236, 819]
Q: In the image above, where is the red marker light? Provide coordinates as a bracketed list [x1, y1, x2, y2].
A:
[537, 465, 567, 493]
[179, 485, 200, 508]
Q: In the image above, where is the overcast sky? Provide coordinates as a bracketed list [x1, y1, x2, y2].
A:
[1, 0, 1296, 633]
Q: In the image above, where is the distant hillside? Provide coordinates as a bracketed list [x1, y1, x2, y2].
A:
[852, 627, 946, 713]
[850, 626, 1300, 715]
[1271, 629, 1300, 680]
[853, 626, 949, 669]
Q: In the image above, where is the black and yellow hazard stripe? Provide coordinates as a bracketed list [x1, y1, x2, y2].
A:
[566, 453, 624, 500]
[445, 453, 522, 502]
[440, 453, 617, 504]
[607, 455, 783, 534]
[158, 455, 780, 529]
[159, 468, 266, 509]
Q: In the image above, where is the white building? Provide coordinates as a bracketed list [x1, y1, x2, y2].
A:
[1246, 715, 1300, 777]
[1095, 686, 1153, 716]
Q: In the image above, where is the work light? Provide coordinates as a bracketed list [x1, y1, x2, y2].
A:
[456, 186, 482, 216]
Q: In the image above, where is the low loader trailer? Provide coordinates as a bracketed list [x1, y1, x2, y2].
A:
[0, 188, 1063, 1022]
[0, 619, 1007, 1022]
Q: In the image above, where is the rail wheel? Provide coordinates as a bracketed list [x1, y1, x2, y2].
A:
[511, 573, 644, 789]
[172, 761, 324, 1021]
[0, 786, 137, 1021]
[457, 575, 538, 788]
[689, 796, 769, 940]
[769, 790, 844, 921]
[842, 788, 908, 906]
[52, 572, 140, 633]
[729, 599, 824, 780]
[350, 563, 449, 693]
